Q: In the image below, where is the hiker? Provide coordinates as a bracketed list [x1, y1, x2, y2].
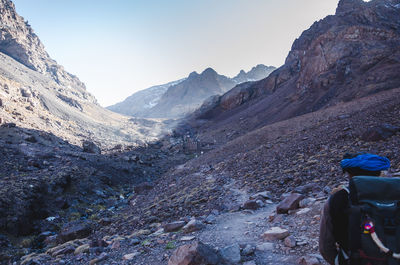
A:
[319, 153, 391, 265]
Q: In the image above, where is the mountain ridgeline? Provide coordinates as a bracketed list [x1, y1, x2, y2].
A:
[0, 0, 171, 147]
[188, 0, 400, 143]
[0, 0, 95, 103]
[107, 64, 276, 119]
[1, 0, 400, 264]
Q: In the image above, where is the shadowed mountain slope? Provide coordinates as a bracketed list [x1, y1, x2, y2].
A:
[189, 0, 400, 144]
[0, 0, 171, 148]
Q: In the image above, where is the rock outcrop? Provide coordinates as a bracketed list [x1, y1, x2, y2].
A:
[0, 0, 95, 103]
[190, 0, 400, 142]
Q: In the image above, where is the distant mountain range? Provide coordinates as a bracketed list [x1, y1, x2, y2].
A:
[107, 64, 276, 119]
[107, 79, 185, 117]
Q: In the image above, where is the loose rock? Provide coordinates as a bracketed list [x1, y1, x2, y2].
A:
[242, 200, 261, 210]
[58, 222, 92, 243]
[262, 227, 290, 241]
[219, 243, 241, 264]
[168, 241, 221, 265]
[256, 242, 274, 251]
[183, 219, 205, 233]
[284, 236, 296, 248]
[123, 252, 139, 260]
[164, 221, 186, 232]
[277, 193, 304, 214]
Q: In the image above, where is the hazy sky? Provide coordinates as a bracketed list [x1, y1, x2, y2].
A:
[13, 0, 339, 106]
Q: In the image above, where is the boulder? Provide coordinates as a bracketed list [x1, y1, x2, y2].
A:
[204, 215, 217, 224]
[276, 193, 304, 214]
[299, 198, 316, 208]
[47, 243, 76, 257]
[361, 124, 400, 142]
[89, 252, 108, 265]
[284, 236, 296, 248]
[20, 87, 32, 98]
[256, 242, 274, 251]
[183, 219, 205, 233]
[168, 241, 221, 265]
[123, 252, 140, 260]
[164, 221, 186, 232]
[298, 255, 323, 265]
[261, 227, 289, 241]
[296, 208, 311, 215]
[219, 243, 241, 264]
[242, 200, 261, 210]
[58, 222, 92, 243]
[249, 191, 271, 201]
[82, 140, 101, 154]
[181, 236, 196, 242]
[294, 183, 318, 194]
[134, 182, 154, 194]
[20, 253, 51, 265]
[241, 244, 255, 256]
[74, 244, 90, 255]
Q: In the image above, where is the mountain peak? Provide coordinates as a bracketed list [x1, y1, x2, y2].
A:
[188, 71, 199, 78]
[232, 64, 276, 83]
[201, 67, 218, 76]
[336, 0, 364, 14]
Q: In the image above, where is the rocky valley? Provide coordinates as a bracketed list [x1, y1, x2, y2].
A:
[108, 65, 276, 119]
[0, 0, 400, 264]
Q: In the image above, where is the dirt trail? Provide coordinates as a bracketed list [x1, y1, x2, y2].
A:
[190, 178, 300, 265]
[198, 206, 299, 264]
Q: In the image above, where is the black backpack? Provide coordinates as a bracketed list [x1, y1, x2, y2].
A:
[346, 176, 400, 265]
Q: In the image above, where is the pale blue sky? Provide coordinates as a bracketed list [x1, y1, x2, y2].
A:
[13, 0, 339, 106]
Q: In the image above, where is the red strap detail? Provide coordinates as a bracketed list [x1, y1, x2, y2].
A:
[358, 250, 387, 261]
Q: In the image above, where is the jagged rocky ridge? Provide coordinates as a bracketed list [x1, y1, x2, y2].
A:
[0, 0, 173, 148]
[189, 0, 400, 144]
[0, 1, 190, 262]
[1, 0, 400, 264]
[108, 64, 276, 119]
[232, 64, 276, 84]
[0, 0, 95, 103]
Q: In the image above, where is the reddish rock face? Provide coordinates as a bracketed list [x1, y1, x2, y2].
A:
[276, 193, 304, 214]
[191, 0, 400, 142]
[168, 241, 220, 265]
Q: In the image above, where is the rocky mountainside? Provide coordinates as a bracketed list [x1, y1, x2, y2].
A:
[138, 68, 236, 119]
[1, 0, 400, 264]
[109, 64, 275, 119]
[0, 0, 95, 104]
[232, 64, 276, 84]
[189, 0, 400, 144]
[0, 2, 187, 262]
[107, 79, 185, 116]
[0, 0, 172, 148]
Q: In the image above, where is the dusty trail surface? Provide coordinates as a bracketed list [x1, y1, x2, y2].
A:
[199, 206, 298, 265]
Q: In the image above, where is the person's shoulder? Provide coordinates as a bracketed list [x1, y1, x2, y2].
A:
[329, 186, 349, 209]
